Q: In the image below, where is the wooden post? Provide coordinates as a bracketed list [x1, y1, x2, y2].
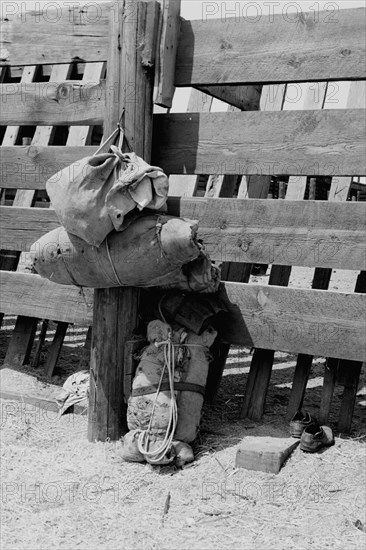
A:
[309, 178, 317, 200]
[88, 0, 160, 442]
[278, 181, 286, 199]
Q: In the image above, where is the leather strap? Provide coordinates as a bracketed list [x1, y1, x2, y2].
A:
[131, 381, 206, 398]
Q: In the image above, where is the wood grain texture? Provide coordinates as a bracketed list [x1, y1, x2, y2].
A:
[152, 110, 366, 176]
[3, 6, 365, 89]
[89, 0, 160, 442]
[3, 315, 37, 367]
[1, 273, 364, 361]
[220, 282, 366, 362]
[45, 322, 68, 377]
[0, 272, 93, 324]
[168, 198, 366, 270]
[4, 107, 365, 188]
[175, 8, 366, 86]
[0, 5, 110, 66]
[1, 146, 97, 189]
[0, 81, 105, 125]
[195, 85, 261, 111]
[153, 0, 181, 107]
[2, 200, 365, 271]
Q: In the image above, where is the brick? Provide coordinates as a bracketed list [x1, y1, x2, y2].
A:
[235, 436, 300, 474]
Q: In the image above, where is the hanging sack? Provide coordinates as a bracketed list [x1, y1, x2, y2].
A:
[46, 126, 169, 247]
[30, 215, 220, 292]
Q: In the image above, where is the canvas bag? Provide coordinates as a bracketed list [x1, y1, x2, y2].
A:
[30, 215, 220, 292]
[46, 126, 169, 247]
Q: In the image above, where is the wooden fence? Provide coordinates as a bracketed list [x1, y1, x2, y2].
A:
[0, 1, 365, 437]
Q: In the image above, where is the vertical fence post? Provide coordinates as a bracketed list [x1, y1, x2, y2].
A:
[88, 0, 160, 442]
[309, 177, 317, 200]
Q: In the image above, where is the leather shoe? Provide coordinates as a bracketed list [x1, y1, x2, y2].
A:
[290, 410, 316, 438]
[300, 424, 334, 453]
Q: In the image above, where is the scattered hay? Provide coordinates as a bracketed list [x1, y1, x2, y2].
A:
[1, 360, 365, 550]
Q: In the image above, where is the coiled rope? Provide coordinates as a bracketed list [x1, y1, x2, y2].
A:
[137, 331, 178, 464]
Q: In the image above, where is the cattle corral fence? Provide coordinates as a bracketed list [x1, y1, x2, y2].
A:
[0, 1, 365, 439]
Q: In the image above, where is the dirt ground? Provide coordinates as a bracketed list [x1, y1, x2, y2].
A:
[0, 268, 365, 550]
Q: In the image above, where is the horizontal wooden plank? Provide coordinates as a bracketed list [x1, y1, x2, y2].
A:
[1, 199, 365, 270]
[176, 8, 366, 86]
[0, 81, 105, 125]
[0, 207, 60, 249]
[0, 146, 98, 189]
[3, 109, 365, 189]
[152, 110, 366, 176]
[0, 272, 92, 324]
[2, 5, 365, 89]
[170, 198, 366, 270]
[0, 5, 110, 66]
[0, 272, 364, 361]
[220, 283, 366, 362]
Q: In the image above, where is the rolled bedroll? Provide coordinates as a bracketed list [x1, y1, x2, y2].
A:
[30, 214, 220, 292]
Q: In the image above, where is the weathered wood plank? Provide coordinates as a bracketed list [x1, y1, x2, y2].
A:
[0, 272, 93, 324]
[1, 146, 97, 189]
[45, 322, 68, 377]
[0, 272, 364, 362]
[0, 4, 111, 66]
[3, 315, 37, 367]
[219, 283, 366, 362]
[319, 358, 339, 423]
[4, 107, 365, 189]
[153, 0, 181, 107]
[286, 355, 314, 420]
[0, 81, 105, 126]
[175, 8, 366, 86]
[3, 6, 365, 87]
[333, 270, 365, 432]
[169, 198, 366, 270]
[2, 200, 365, 270]
[0, 207, 59, 248]
[195, 85, 261, 111]
[152, 110, 366, 176]
[31, 319, 49, 368]
[337, 361, 363, 433]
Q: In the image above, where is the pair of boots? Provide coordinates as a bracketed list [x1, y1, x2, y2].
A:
[290, 411, 335, 452]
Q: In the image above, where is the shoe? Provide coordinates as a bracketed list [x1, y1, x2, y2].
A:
[251, 264, 268, 276]
[300, 424, 335, 453]
[290, 410, 315, 438]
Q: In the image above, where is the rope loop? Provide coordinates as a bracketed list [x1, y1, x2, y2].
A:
[137, 330, 178, 464]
